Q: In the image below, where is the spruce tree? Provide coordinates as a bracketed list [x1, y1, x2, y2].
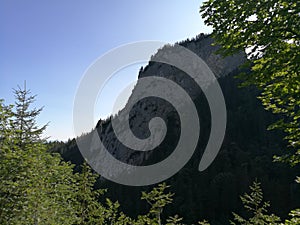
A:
[12, 82, 47, 148]
[74, 162, 106, 225]
[0, 85, 78, 224]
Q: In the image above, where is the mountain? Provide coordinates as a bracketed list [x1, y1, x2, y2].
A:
[51, 34, 300, 224]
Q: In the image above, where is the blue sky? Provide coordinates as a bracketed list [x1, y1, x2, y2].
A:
[0, 0, 211, 141]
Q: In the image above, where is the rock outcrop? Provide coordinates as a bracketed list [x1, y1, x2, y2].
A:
[91, 34, 247, 176]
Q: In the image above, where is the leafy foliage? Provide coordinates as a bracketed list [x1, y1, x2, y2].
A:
[230, 181, 281, 224]
[230, 181, 300, 225]
[138, 183, 175, 224]
[201, 1, 300, 223]
[198, 221, 210, 225]
[201, 0, 300, 166]
[141, 183, 174, 224]
[283, 209, 300, 225]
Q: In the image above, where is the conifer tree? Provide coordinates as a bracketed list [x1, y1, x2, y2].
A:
[12, 82, 47, 148]
[74, 162, 106, 225]
[0, 85, 78, 224]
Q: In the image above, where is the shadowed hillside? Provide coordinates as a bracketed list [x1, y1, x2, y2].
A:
[51, 34, 300, 224]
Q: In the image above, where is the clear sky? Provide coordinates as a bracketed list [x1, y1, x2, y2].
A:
[0, 0, 211, 141]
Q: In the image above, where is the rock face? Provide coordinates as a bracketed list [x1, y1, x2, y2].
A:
[91, 34, 247, 179]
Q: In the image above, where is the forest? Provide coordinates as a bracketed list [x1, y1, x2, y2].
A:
[1, 0, 299, 224]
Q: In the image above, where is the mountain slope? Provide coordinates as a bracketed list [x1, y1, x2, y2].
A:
[52, 34, 300, 224]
